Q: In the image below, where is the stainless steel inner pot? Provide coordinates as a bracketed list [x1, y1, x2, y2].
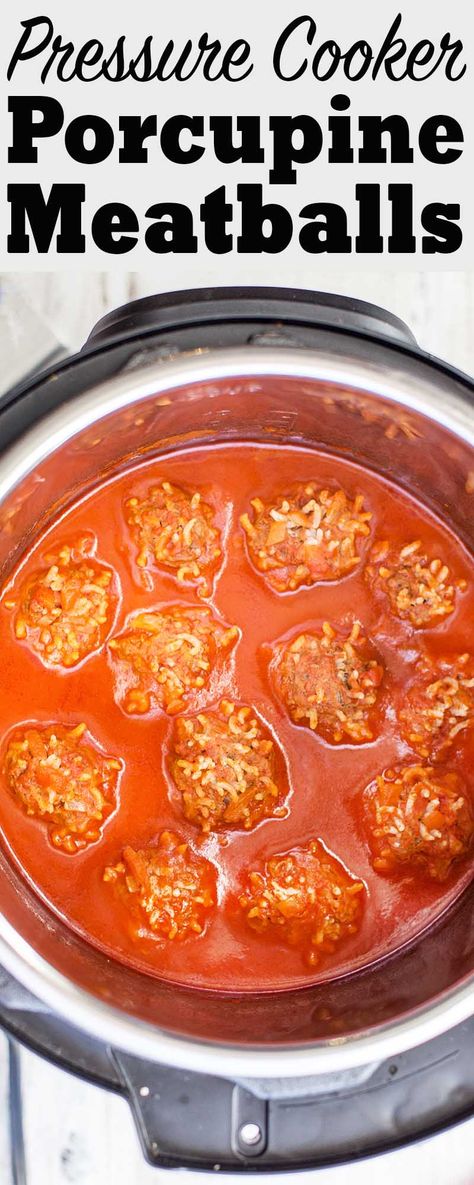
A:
[0, 340, 473, 1080]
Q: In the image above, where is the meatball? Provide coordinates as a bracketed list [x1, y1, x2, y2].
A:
[364, 764, 473, 881]
[125, 481, 222, 597]
[170, 700, 284, 833]
[399, 653, 474, 760]
[10, 540, 114, 668]
[273, 621, 384, 744]
[240, 483, 371, 593]
[104, 831, 216, 941]
[4, 723, 120, 853]
[366, 539, 465, 628]
[108, 605, 239, 715]
[239, 840, 364, 967]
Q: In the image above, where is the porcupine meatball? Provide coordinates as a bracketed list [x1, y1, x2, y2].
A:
[364, 764, 474, 881]
[273, 621, 384, 744]
[9, 541, 115, 668]
[170, 700, 285, 833]
[239, 841, 364, 967]
[108, 605, 239, 715]
[125, 480, 222, 596]
[399, 653, 474, 760]
[240, 483, 371, 592]
[104, 831, 216, 941]
[366, 538, 465, 628]
[4, 723, 120, 853]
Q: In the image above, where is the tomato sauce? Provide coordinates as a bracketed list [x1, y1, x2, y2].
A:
[0, 442, 473, 993]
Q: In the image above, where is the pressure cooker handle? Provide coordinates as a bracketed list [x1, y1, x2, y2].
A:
[111, 1047, 381, 1170]
[85, 286, 417, 354]
[112, 1017, 474, 1172]
[112, 1049, 269, 1170]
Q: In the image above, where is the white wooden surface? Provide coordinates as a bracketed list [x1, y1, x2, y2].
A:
[0, 270, 474, 1185]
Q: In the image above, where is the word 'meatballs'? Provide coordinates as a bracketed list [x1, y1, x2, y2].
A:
[125, 480, 222, 597]
[240, 483, 371, 592]
[366, 538, 465, 628]
[399, 653, 474, 760]
[364, 764, 473, 881]
[272, 621, 384, 744]
[108, 605, 239, 715]
[170, 699, 285, 833]
[8, 540, 116, 668]
[239, 840, 364, 967]
[104, 831, 216, 941]
[4, 723, 120, 853]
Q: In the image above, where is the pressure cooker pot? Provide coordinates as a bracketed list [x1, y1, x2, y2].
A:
[0, 287, 473, 1171]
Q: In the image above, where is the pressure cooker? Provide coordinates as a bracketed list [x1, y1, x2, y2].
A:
[0, 286, 473, 1172]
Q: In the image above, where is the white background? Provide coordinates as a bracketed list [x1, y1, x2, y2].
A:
[0, 0, 473, 268]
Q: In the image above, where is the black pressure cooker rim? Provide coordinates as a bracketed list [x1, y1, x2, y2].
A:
[84, 285, 418, 348]
[2, 286, 474, 422]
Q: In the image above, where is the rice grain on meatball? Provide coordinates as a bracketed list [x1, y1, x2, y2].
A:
[170, 700, 284, 832]
[108, 605, 238, 715]
[399, 653, 474, 759]
[104, 831, 216, 941]
[240, 840, 364, 967]
[10, 541, 114, 668]
[273, 621, 384, 744]
[366, 539, 465, 628]
[240, 483, 371, 592]
[125, 481, 222, 596]
[4, 723, 120, 853]
[364, 763, 473, 881]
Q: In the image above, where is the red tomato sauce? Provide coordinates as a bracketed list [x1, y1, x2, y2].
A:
[0, 442, 473, 992]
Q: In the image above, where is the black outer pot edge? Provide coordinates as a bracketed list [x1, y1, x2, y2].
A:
[3, 286, 474, 424]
